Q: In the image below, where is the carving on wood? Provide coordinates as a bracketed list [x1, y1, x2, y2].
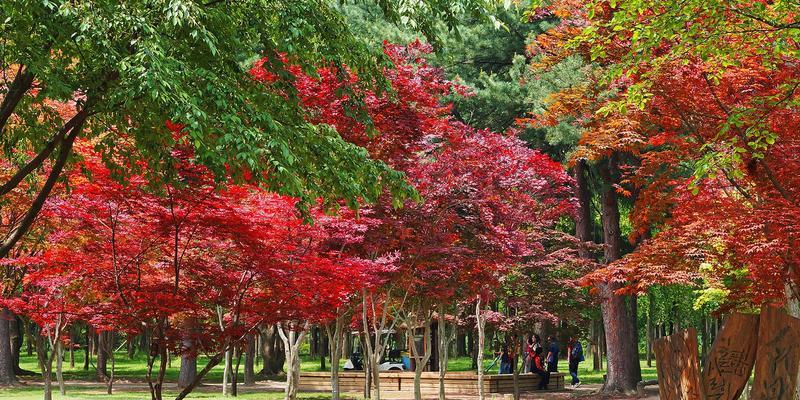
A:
[750, 307, 800, 400]
[702, 313, 758, 400]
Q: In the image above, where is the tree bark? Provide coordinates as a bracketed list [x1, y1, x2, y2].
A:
[326, 311, 348, 400]
[9, 314, 34, 376]
[574, 158, 593, 259]
[0, 309, 17, 385]
[412, 316, 433, 400]
[84, 326, 91, 371]
[476, 297, 486, 400]
[0, 67, 34, 134]
[244, 333, 256, 386]
[277, 322, 308, 400]
[259, 325, 285, 376]
[0, 111, 86, 259]
[783, 282, 800, 400]
[24, 318, 32, 357]
[437, 303, 455, 400]
[96, 330, 109, 381]
[177, 319, 197, 389]
[598, 154, 641, 394]
[647, 291, 654, 367]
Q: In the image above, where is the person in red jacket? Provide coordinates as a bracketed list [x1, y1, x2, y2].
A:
[530, 347, 550, 390]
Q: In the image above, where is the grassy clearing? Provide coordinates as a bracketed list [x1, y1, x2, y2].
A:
[18, 350, 657, 385]
[8, 350, 656, 399]
[0, 386, 347, 400]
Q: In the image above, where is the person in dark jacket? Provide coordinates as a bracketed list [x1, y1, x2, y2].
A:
[567, 336, 584, 388]
[545, 335, 559, 372]
[498, 344, 513, 374]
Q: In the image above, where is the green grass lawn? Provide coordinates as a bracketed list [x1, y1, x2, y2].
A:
[0, 386, 347, 400]
[16, 350, 657, 384]
[7, 350, 657, 399]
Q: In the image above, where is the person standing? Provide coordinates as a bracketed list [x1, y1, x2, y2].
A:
[532, 334, 542, 354]
[567, 336, 584, 388]
[545, 335, 559, 373]
[524, 336, 535, 373]
[498, 344, 513, 374]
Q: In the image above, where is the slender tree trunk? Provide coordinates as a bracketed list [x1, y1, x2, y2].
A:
[469, 330, 477, 370]
[56, 339, 65, 396]
[326, 312, 348, 400]
[37, 333, 53, 400]
[24, 318, 32, 357]
[96, 330, 109, 381]
[277, 322, 308, 400]
[69, 326, 76, 368]
[84, 326, 91, 371]
[598, 154, 640, 394]
[591, 318, 601, 371]
[106, 335, 115, 395]
[232, 345, 241, 396]
[244, 333, 256, 386]
[408, 312, 433, 400]
[222, 347, 231, 396]
[574, 158, 593, 259]
[319, 329, 327, 371]
[127, 336, 136, 359]
[512, 334, 524, 400]
[647, 291, 654, 367]
[361, 294, 380, 400]
[0, 309, 17, 385]
[476, 298, 486, 400]
[437, 303, 454, 400]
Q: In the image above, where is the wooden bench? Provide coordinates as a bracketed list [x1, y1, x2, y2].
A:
[299, 371, 565, 394]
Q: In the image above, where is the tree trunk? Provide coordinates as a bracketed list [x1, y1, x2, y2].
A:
[469, 330, 477, 370]
[409, 313, 433, 400]
[96, 330, 109, 381]
[326, 312, 348, 400]
[647, 291, 654, 367]
[437, 304, 450, 400]
[783, 282, 800, 400]
[36, 334, 53, 400]
[56, 339, 65, 396]
[574, 158, 593, 259]
[23, 318, 32, 357]
[456, 333, 467, 357]
[319, 329, 327, 371]
[598, 154, 641, 394]
[127, 336, 136, 359]
[139, 329, 149, 357]
[84, 326, 91, 371]
[69, 326, 76, 368]
[244, 333, 256, 386]
[277, 322, 308, 400]
[222, 347, 231, 396]
[476, 298, 486, 400]
[232, 345, 241, 396]
[177, 320, 197, 389]
[260, 325, 285, 376]
[0, 309, 17, 385]
[512, 334, 523, 400]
